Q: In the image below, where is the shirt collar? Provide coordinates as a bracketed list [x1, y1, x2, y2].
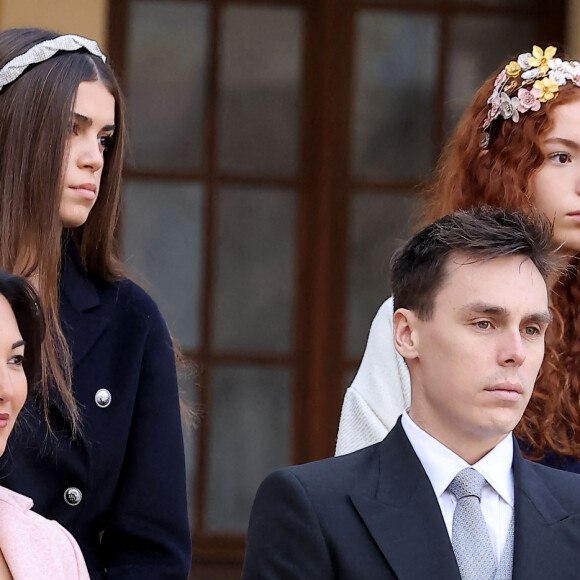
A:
[401, 410, 514, 506]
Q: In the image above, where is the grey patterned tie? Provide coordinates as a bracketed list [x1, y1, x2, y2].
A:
[449, 468, 497, 580]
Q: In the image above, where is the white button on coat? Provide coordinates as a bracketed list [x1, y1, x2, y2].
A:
[64, 487, 83, 506]
[95, 388, 112, 408]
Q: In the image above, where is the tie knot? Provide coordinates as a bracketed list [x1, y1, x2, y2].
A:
[449, 468, 486, 500]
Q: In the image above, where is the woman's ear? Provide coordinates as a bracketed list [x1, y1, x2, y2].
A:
[393, 308, 419, 360]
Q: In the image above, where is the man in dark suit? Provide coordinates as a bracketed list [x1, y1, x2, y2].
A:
[242, 207, 580, 580]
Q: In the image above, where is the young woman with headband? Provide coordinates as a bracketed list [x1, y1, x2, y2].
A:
[0, 28, 190, 578]
[337, 45, 580, 473]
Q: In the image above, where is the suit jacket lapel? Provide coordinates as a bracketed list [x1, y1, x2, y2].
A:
[511, 440, 570, 580]
[351, 420, 461, 580]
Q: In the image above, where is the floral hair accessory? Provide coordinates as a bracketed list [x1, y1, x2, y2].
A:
[480, 45, 580, 149]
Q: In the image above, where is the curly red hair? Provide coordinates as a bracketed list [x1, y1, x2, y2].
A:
[418, 61, 580, 461]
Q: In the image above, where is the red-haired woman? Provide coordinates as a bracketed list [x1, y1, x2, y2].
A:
[337, 46, 580, 472]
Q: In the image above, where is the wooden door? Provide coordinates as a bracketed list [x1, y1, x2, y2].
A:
[109, 1, 564, 576]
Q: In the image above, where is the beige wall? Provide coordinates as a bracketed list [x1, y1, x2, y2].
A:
[0, 0, 108, 49]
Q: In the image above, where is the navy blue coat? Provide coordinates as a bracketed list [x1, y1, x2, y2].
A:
[0, 246, 191, 579]
[243, 419, 580, 579]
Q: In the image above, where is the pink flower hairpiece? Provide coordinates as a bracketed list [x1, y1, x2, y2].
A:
[480, 45, 580, 149]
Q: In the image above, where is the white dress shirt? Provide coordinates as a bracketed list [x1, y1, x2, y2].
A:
[401, 410, 514, 563]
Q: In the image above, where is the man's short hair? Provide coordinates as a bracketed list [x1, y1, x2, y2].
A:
[391, 206, 557, 320]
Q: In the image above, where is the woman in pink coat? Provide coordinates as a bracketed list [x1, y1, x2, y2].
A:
[0, 271, 89, 580]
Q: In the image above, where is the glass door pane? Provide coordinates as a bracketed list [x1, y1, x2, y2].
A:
[352, 11, 439, 180]
[212, 186, 297, 353]
[206, 365, 292, 532]
[125, 0, 209, 171]
[346, 191, 416, 357]
[218, 5, 303, 176]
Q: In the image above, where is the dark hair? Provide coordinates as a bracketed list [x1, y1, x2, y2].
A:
[0, 272, 45, 391]
[0, 28, 126, 433]
[391, 206, 556, 319]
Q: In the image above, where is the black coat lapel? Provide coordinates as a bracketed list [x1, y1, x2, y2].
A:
[351, 421, 461, 580]
[59, 243, 113, 369]
[511, 441, 574, 580]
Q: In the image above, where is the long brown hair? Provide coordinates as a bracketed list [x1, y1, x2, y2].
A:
[0, 28, 126, 435]
[419, 53, 580, 460]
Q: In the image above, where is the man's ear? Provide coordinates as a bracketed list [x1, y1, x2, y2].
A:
[393, 308, 419, 360]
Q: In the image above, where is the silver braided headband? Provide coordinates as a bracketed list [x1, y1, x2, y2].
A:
[0, 34, 106, 93]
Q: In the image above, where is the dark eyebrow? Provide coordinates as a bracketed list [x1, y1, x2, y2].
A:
[460, 302, 508, 317]
[524, 311, 553, 326]
[459, 301, 552, 325]
[11, 339, 25, 349]
[73, 112, 115, 133]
